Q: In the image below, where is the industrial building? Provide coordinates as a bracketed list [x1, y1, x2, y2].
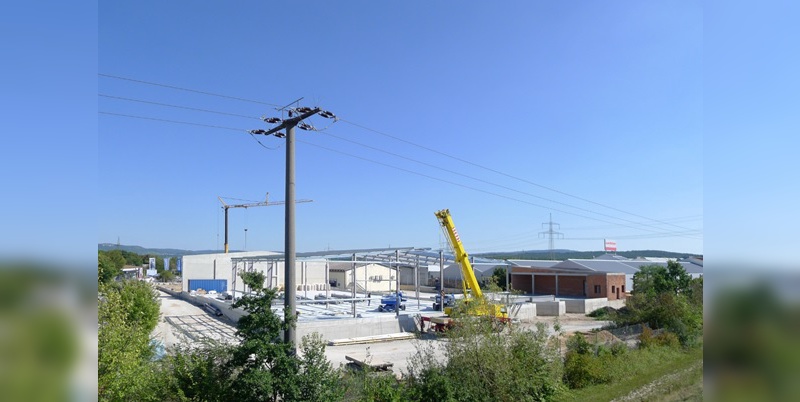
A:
[508, 254, 703, 298]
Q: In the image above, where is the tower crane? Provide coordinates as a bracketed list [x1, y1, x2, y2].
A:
[218, 193, 312, 253]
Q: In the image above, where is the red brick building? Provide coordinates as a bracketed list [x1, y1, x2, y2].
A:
[510, 266, 627, 300]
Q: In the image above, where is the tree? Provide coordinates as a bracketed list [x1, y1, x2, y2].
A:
[404, 319, 563, 401]
[491, 267, 508, 291]
[296, 333, 343, 401]
[98, 252, 120, 284]
[229, 271, 299, 401]
[106, 249, 127, 270]
[633, 261, 692, 296]
[620, 261, 703, 346]
[98, 281, 160, 401]
[157, 269, 176, 283]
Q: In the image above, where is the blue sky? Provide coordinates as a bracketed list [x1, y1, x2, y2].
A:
[96, 2, 703, 255]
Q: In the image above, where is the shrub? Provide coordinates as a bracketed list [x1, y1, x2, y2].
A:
[563, 352, 611, 389]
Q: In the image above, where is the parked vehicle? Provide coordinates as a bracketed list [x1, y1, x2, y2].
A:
[378, 292, 407, 312]
[203, 302, 223, 317]
[433, 293, 456, 311]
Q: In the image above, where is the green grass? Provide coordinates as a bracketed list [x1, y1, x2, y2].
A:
[554, 345, 703, 402]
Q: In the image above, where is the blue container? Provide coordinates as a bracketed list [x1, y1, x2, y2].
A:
[188, 279, 227, 293]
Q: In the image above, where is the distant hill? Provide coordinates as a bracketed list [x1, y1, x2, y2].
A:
[100, 244, 700, 261]
[477, 249, 701, 261]
[98, 243, 231, 258]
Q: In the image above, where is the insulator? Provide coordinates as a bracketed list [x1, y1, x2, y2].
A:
[295, 106, 313, 114]
[274, 132, 286, 138]
[249, 129, 268, 135]
[319, 110, 337, 119]
[298, 122, 314, 131]
[262, 117, 282, 124]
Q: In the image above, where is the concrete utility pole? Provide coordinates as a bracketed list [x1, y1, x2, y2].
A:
[250, 106, 321, 349]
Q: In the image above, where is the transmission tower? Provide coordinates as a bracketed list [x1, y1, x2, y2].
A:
[538, 213, 564, 260]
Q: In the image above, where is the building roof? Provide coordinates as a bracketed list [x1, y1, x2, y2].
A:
[507, 259, 561, 268]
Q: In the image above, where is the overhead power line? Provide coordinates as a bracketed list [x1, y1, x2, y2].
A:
[97, 75, 699, 236]
[99, 110, 700, 239]
[339, 118, 696, 233]
[99, 73, 282, 107]
[99, 94, 259, 119]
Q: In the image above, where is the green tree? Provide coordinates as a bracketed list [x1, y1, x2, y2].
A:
[98, 251, 120, 284]
[155, 342, 235, 402]
[619, 261, 703, 346]
[158, 269, 176, 283]
[296, 333, 343, 401]
[229, 271, 299, 401]
[169, 257, 178, 271]
[98, 281, 160, 401]
[491, 267, 508, 291]
[404, 319, 563, 401]
[106, 249, 127, 270]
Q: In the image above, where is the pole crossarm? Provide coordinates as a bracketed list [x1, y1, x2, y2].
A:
[260, 107, 321, 136]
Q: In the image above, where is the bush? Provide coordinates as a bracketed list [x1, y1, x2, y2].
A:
[610, 342, 628, 356]
[563, 351, 611, 389]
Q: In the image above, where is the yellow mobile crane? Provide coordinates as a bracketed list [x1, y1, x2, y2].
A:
[433, 208, 508, 323]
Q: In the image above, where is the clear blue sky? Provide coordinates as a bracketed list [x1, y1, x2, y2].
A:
[96, 2, 704, 255]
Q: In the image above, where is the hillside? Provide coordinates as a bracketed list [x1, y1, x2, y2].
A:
[98, 243, 231, 258]
[477, 249, 700, 260]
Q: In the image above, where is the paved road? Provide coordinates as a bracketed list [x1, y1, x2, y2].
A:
[153, 290, 239, 350]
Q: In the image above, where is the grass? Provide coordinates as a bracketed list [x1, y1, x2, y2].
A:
[554, 344, 703, 402]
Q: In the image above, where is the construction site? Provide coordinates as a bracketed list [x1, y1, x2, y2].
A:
[149, 208, 681, 373]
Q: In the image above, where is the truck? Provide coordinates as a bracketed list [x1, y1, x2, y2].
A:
[378, 291, 407, 312]
[433, 292, 456, 311]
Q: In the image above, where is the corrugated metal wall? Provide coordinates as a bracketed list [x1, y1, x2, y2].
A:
[188, 279, 227, 293]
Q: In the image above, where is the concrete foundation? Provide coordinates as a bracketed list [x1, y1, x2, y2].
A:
[160, 287, 419, 342]
[564, 298, 608, 314]
[533, 300, 565, 316]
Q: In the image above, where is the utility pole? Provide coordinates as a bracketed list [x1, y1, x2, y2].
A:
[218, 193, 311, 254]
[251, 104, 335, 349]
[538, 213, 564, 260]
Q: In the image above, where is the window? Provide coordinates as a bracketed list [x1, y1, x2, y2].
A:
[594, 285, 601, 294]
[612, 285, 616, 293]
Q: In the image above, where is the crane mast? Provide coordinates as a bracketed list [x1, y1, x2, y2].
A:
[435, 209, 483, 299]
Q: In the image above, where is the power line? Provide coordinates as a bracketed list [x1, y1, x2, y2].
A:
[98, 111, 246, 132]
[318, 129, 691, 233]
[99, 110, 700, 240]
[99, 74, 282, 106]
[340, 118, 696, 233]
[98, 74, 696, 235]
[99, 94, 260, 120]
[98, 75, 696, 234]
[296, 138, 699, 238]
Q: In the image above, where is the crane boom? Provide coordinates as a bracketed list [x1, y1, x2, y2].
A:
[435, 209, 483, 299]
[218, 193, 312, 253]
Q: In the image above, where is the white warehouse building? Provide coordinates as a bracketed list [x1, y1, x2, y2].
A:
[181, 251, 399, 297]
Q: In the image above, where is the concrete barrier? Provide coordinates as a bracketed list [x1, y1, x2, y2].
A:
[564, 298, 608, 314]
[534, 301, 565, 316]
[297, 314, 417, 342]
[514, 303, 537, 322]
